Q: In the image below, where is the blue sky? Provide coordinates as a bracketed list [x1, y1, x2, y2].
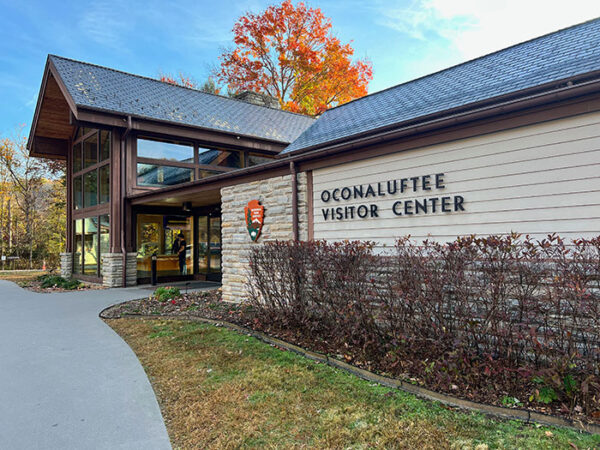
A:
[1, 0, 599, 137]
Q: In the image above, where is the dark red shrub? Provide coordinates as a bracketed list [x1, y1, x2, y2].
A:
[246, 234, 600, 420]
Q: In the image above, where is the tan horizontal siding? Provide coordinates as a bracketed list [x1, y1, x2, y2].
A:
[313, 146, 600, 189]
[313, 113, 600, 184]
[314, 217, 600, 246]
[312, 111, 600, 244]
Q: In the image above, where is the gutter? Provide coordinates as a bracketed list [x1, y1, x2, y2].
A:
[121, 116, 132, 287]
[290, 161, 298, 241]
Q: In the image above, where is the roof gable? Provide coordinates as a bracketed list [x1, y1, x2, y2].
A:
[283, 18, 600, 154]
[48, 55, 315, 144]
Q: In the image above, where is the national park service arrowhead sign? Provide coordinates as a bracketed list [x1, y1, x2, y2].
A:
[245, 200, 264, 242]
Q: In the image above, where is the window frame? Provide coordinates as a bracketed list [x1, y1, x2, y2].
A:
[136, 162, 195, 188]
[72, 214, 110, 279]
[72, 127, 111, 211]
[247, 152, 276, 167]
[134, 135, 249, 189]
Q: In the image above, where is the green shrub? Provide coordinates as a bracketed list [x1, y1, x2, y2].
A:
[38, 274, 82, 290]
[501, 396, 523, 407]
[153, 286, 181, 302]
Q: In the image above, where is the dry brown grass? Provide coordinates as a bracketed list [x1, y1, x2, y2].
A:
[0, 270, 46, 283]
[108, 318, 600, 449]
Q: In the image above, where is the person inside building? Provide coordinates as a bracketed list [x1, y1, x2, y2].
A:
[176, 232, 187, 275]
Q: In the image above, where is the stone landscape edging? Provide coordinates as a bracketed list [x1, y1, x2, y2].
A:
[99, 307, 600, 436]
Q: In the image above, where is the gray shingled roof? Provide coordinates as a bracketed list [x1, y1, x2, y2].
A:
[283, 18, 600, 154]
[49, 55, 315, 144]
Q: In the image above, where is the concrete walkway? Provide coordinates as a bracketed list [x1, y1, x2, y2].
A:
[0, 281, 172, 450]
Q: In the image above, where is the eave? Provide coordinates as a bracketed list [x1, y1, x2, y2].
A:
[27, 56, 293, 160]
[27, 58, 78, 160]
[129, 72, 600, 207]
[282, 69, 600, 157]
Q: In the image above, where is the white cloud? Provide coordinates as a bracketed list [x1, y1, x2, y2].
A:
[25, 91, 38, 110]
[379, 0, 600, 60]
[78, 0, 129, 48]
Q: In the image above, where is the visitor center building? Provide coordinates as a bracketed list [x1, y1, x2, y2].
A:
[28, 18, 600, 300]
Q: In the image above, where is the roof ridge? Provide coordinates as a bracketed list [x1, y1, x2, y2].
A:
[48, 54, 315, 120]
[320, 16, 600, 115]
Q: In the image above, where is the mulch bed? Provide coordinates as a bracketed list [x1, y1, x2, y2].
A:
[19, 280, 107, 293]
[102, 290, 599, 428]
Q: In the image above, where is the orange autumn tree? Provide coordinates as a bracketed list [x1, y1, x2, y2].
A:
[158, 72, 221, 95]
[158, 72, 198, 89]
[218, 0, 372, 115]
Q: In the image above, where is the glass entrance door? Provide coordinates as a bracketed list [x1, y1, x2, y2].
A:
[209, 216, 221, 278]
[196, 213, 221, 280]
[136, 214, 194, 281]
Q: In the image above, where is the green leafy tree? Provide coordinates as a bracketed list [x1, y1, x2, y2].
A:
[0, 130, 65, 268]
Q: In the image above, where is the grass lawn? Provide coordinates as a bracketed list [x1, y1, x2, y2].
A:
[108, 318, 600, 449]
[0, 270, 46, 284]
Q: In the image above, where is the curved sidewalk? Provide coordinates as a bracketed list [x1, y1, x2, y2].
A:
[0, 281, 171, 450]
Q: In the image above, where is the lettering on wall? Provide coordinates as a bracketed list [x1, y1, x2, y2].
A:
[318, 173, 465, 221]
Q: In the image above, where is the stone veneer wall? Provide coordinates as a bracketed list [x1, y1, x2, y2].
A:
[101, 252, 138, 288]
[60, 252, 73, 278]
[221, 172, 309, 302]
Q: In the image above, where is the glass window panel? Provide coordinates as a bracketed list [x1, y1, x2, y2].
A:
[248, 153, 273, 167]
[73, 220, 82, 274]
[137, 138, 193, 163]
[82, 127, 94, 136]
[197, 216, 208, 272]
[73, 176, 82, 210]
[197, 148, 218, 165]
[137, 216, 160, 257]
[198, 169, 222, 180]
[100, 130, 110, 161]
[99, 215, 110, 273]
[84, 170, 98, 208]
[73, 142, 82, 173]
[209, 217, 221, 273]
[197, 148, 241, 168]
[137, 163, 193, 187]
[83, 133, 98, 168]
[99, 165, 109, 204]
[84, 217, 98, 276]
[218, 151, 240, 168]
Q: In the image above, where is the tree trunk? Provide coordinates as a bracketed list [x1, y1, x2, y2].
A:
[7, 198, 11, 252]
[25, 201, 32, 270]
[0, 195, 4, 271]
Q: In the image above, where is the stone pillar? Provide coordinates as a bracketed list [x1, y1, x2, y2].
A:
[220, 172, 309, 303]
[101, 252, 138, 288]
[102, 253, 122, 288]
[60, 252, 73, 279]
[126, 252, 138, 287]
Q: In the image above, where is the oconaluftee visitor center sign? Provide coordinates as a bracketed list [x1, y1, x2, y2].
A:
[319, 172, 465, 221]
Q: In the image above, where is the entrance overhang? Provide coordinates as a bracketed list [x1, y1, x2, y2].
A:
[131, 186, 222, 208]
[128, 162, 290, 207]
